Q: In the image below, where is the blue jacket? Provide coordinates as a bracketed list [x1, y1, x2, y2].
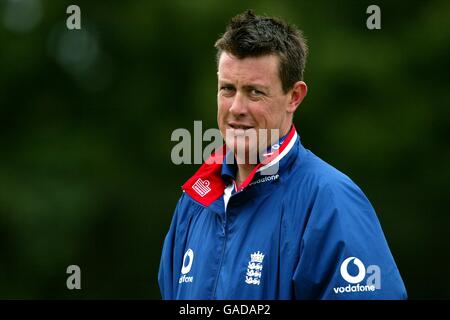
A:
[158, 126, 407, 299]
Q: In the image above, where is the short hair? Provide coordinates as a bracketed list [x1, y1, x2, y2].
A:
[214, 10, 308, 93]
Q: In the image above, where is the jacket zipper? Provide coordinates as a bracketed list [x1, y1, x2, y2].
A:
[211, 197, 230, 299]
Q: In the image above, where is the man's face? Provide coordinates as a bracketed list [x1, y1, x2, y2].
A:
[217, 52, 294, 163]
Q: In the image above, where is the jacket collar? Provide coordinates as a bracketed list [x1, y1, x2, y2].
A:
[220, 129, 291, 183]
[182, 125, 298, 206]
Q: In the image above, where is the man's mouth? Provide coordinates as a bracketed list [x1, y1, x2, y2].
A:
[228, 123, 254, 130]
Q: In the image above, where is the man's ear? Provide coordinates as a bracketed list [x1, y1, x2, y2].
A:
[287, 81, 308, 113]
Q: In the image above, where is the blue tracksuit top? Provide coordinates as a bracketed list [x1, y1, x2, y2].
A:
[158, 126, 407, 299]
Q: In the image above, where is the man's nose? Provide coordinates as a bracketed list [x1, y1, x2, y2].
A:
[229, 91, 248, 117]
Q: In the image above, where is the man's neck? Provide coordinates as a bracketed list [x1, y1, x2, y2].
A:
[236, 163, 257, 186]
[233, 123, 292, 187]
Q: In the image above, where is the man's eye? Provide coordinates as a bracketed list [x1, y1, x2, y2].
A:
[251, 89, 264, 96]
[221, 86, 234, 92]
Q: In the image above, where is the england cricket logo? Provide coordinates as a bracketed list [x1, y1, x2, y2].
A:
[245, 251, 264, 285]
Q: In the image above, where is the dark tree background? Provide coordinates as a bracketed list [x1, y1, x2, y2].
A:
[0, 0, 449, 298]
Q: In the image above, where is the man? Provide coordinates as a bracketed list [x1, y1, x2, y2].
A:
[158, 10, 407, 299]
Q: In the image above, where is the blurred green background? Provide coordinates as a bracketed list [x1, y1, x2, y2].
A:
[0, 0, 449, 299]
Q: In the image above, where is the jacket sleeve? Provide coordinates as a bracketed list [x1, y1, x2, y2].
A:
[293, 179, 407, 300]
[158, 193, 185, 300]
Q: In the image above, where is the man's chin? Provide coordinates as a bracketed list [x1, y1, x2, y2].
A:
[226, 140, 261, 165]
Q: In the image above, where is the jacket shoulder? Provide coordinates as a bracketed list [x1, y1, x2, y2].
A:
[173, 191, 205, 224]
[290, 148, 364, 196]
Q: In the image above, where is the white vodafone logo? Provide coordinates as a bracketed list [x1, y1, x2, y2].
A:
[333, 257, 381, 294]
[181, 249, 194, 275]
[340, 257, 366, 284]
